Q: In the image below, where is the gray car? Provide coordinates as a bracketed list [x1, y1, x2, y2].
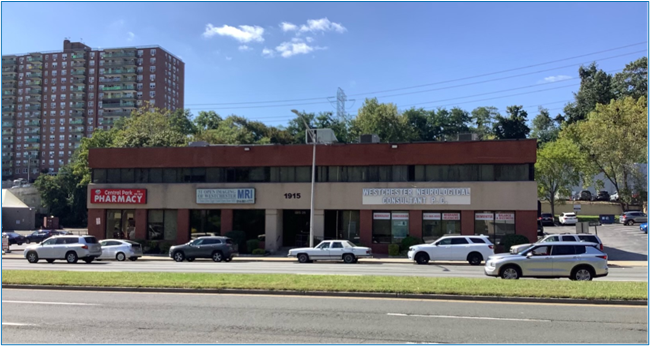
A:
[620, 211, 648, 226]
[169, 236, 238, 262]
[485, 242, 608, 281]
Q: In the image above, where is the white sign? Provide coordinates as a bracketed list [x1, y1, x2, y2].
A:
[96, 218, 101, 225]
[392, 212, 409, 220]
[573, 204, 582, 212]
[373, 212, 391, 220]
[423, 212, 441, 220]
[197, 188, 255, 204]
[443, 213, 461, 221]
[475, 213, 494, 221]
[362, 188, 471, 205]
[496, 213, 515, 221]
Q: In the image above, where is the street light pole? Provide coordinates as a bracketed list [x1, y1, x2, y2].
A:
[27, 153, 31, 183]
[292, 109, 316, 248]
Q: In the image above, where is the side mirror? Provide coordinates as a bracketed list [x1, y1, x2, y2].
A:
[526, 252, 534, 258]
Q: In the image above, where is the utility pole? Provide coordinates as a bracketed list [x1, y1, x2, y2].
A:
[336, 87, 348, 123]
[292, 109, 317, 248]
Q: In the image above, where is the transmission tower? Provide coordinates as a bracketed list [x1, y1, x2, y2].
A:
[336, 87, 348, 122]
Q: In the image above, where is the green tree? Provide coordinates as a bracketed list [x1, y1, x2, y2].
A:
[350, 98, 411, 142]
[493, 105, 530, 139]
[112, 106, 188, 148]
[531, 107, 560, 146]
[402, 107, 433, 141]
[613, 57, 648, 101]
[285, 111, 350, 144]
[470, 106, 499, 139]
[169, 108, 197, 135]
[194, 111, 223, 131]
[563, 63, 615, 124]
[535, 139, 585, 217]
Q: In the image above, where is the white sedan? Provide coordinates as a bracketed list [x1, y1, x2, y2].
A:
[288, 240, 372, 263]
[98, 239, 143, 261]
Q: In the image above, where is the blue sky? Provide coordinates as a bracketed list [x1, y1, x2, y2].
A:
[2, 1, 648, 127]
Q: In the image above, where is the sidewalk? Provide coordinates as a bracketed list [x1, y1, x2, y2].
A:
[1, 252, 647, 267]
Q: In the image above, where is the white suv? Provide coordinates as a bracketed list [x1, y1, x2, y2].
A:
[407, 235, 494, 265]
[559, 212, 578, 225]
[24, 235, 102, 264]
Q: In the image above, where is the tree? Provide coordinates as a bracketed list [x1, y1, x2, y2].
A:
[531, 107, 560, 146]
[536, 139, 585, 217]
[563, 97, 648, 209]
[470, 106, 499, 139]
[112, 106, 188, 148]
[492, 105, 530, 139]
[402, 107, 433, 141]
[350, 98, 411, 142]
[194, 111, 223, 131]
[285, 111, 351, 144]
[613, 57, 648, 101]
[169, 108, 197, 136]
[563, 63, 615, 124]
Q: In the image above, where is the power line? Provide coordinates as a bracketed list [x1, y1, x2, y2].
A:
[184, 42, 647, 107]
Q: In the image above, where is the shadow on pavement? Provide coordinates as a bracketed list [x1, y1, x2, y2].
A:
[605, 247, 648, 261]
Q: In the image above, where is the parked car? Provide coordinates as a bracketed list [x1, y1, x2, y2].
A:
[594, 191, 610, 201]
[620, 211, 648, 226]
[578, 190, 592, 201]
[407, 235, 494, 265]
[3, 232, 26, 245]
[190, 232, 218, 240]
[98, 239, 143, 261]
[23, 235, 102, 264]
[25, 230, 66, 244]
[169, 236, 237, 262]
[485, 242, 608, 280]
[558, 212, 578, 225]
[510, 233, 604, 254]
[539, 213, 555, 226]
[288, 240, 372, 263]
[610, 192, 619, 202]
[640, 223, 648, 234]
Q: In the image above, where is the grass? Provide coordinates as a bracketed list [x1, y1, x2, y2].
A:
[2, 270, 646, 301]
[552, 215, 621, 223]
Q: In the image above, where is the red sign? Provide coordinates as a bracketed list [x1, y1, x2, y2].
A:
[442, 213, 460, 221]
[91, 189, 147, 204]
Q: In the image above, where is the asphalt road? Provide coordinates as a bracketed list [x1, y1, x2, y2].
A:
[547, 223, 648, 261]
[2, 258, 647, 281]
[1, 289, 646, 344]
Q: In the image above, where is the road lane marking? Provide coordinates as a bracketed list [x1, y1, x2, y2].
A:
[2, 300, 100, 306]
[2, 322, 37, 326]
[387, 313, 551, 322]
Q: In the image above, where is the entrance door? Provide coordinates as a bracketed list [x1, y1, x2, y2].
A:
[283, 210, 311, 247]
[106, 210, 135, 240]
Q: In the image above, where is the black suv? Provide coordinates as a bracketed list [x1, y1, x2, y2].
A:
[594, 191, 610, 201]
[578, 190, 592, 201]
[169, 236, 238, 262]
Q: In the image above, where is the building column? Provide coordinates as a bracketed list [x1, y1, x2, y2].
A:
[360, 210, 373, 247]
[264, 209, 282, 253]
[516, 210, 538, 242]
[135, 209, 147, 240]
[221, 209, 233, 234]
[87, 209, 105, 239]
[409, 210, 423, 239]
[176, 209, 190, 245]
[313, 209, 325, 242]
[461, 210, 474, 235]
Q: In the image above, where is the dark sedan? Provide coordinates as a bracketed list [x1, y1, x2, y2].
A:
[3, 232, 26, 245]
[25, 230, 65, 244]
[539, 213, 555, 226]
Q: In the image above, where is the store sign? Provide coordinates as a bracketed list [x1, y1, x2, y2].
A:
[475, 213, 494, 221]
[392, 212, 409, 220]
[496, 213, 515, 221]
[373, 212, 391, 220]
[442, 213, 461, 221]
[196, 188, 255, 204]
[423, 212, 441, 220]
[91, 189, 147, 204]
[362, 188, 471, 205]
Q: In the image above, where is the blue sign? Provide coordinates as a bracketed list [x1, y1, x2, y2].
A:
[196, 188, 255, 204]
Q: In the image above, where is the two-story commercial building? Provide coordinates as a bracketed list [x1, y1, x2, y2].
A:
[86, 138, 538, 254]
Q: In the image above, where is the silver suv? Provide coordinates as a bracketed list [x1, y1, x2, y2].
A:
[24, 235, 102, 264]
[510, 233, 603, 254]
[620, 211, 648, 226]
[485, 242, 608, 281]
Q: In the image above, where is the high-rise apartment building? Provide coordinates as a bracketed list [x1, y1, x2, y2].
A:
[2, 40, 185, 181]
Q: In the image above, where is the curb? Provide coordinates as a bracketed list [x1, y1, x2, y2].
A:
[2, 284, 646, 306]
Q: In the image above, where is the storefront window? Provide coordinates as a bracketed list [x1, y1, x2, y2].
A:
[422, 212, 461, 242]
[474, 211, 515, 245]
[233, 210, 265, 249]
[190, 210, 221, 238]
[372, 211, 409, 244]
[147, 210, 177, 241]
[106, 210, 135, 240]
[324, 210, 360, 243]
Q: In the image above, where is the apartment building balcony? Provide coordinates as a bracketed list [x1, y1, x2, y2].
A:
[69, 136, 83, 142]
[24, 138, 40, 143]
[2, 113, 15, 121]
[70, 102, 86, 109]
[102, 110, 132, 117]
[24, 120, 40, 127]
[73, 78, 86, 85]
[27, 55, 43, 63]
[104, 68, 137, 76]
[103, 59, 137, 68]
[28, 97, 42, 104]
[2, 94, 16, 102]
[102, 84, 135, 92]
[24, 144, 40, 150]
[27, 64, 43, 71]
[71, 70, 86, 76]
[103, 52, 136, 58]
[29, 89, 42, 95]
[71, 96, 86, 102]
[25, 80, 42, 87]
[2, 106, 15, 112]
[2, 160, 13, 168]
[23, 129, 40, 135]
[104, 94, 136, 101]
[103, 101, 135, 108]
[2, 66, 17, 74]
[70, 119, 84, 125]
[1, 153, 13, 160]
[25, 106, 41, 112]
[70, 126, 85, 133]
[2, 75, 17, 81]
[2, 59, 17, 65]
[27, 72, 43, 79]
[70, 110, 85, 118]
[2, 135, 14, 141]
[72, 53, 86, 60]
[2, 81, 17, 89]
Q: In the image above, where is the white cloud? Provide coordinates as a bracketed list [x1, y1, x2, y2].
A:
[203, 24, 265, 43]
[275, 41, 326, 58]
[238, 45, 252, 51]
[305, 37, 314, 43]
[127, 32, 135, 42]
[280, 22, 297, 32]
[226, 56, 233, 61]
[542, 75, 572, 83]
[298, 18, 346, 34]
[262, 48, 275, 58]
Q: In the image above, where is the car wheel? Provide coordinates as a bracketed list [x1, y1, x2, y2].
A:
[415, 252, 430, 265]
[115, 252, 126, 262]
[571, 266, 594, 281]
[467, 253, 483, 266]
[173, 251, 185, 262]
[128, 257, 138, 261]
[25, 239, 30, 244]
[212, 251, 223, 262]
[343, 253, 356, 264]
[84, 257, 94, 264]
[225, 257, 232, 262]
[627, 220, 635, 226]
[17, 242, 22, 246]
[297, 253, 309, 263]
[65, 251, 78, 264]
[500, 265, 520, 280]
[26, 251, 39, 263]
[46, 259, 55, 263]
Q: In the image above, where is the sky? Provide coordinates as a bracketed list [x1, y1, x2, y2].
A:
[1, 1, 648, 128]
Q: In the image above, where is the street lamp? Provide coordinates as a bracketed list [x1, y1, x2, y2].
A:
[291, 109, 317, 248]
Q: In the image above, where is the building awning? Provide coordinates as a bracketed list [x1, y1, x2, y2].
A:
[2, 189, 30, 209]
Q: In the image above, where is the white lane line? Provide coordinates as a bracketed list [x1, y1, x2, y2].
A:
[387, 313, 551, 322]
[2, 300, 100, 306]
[2, 322, 37, 326]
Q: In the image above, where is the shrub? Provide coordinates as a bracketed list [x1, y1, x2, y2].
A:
[251, 248, 266, 255]
[400, 236, 424, 252]
[246, 239, 260, 253]
[501, 234, 531, 252]
[225, 230, 247, 253]
[388, 244, 400, 257]
[159, 241, 173, 255]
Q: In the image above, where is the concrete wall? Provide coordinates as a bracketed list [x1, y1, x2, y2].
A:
[540, 201, 640, 216]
